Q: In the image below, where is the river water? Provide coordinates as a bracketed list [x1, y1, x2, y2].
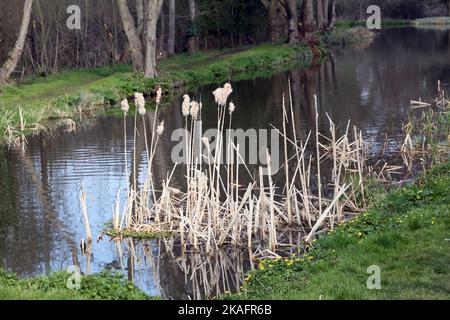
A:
[1, 27, 449, 299]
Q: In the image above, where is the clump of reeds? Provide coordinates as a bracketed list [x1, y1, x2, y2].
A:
[103, 81, 377, 251]
[403, 81, 450, 166]
[342, 27, 377, 48]
[97, 78, 450, 255]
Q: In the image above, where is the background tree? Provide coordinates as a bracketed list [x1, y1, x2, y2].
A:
[117, 0, 164, 77]
[144, 0, 164, 77]
[187, 0, 198, 53]
[168, 0, 176, 55]
[284, 0, 300, 45]
[317, 0, 326, 30]
[117, 0, 145, 71]
[260, 0, 287, 43]
[301, 0, 314, 40]
[0, 0, 33, 83]
[328, 0, 337, 30]
[1, 0, 449, 80]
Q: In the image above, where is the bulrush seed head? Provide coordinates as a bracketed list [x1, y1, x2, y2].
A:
[121, 99, 130, 114]
[157, 120, 165, 136]
[229, 102, 236, 114]
[213, 83, 233, 107]
[138, 106, 146, 116]
[182, 94, 191, 117]
[134, 92, 146, 110]
[190, 101, 200, 120]
[156, 87, 162, 105]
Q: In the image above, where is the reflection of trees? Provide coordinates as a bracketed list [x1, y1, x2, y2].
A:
[0, 142, 78, 275]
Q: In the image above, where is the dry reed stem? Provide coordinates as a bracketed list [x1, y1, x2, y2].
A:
[80, 189, 92, 243]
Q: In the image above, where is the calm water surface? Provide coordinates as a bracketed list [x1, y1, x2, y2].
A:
[1, 27, 449, 299]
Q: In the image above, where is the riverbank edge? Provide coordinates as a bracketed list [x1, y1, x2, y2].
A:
[226, 161, 450, 300]
[0, 42, 323, 145]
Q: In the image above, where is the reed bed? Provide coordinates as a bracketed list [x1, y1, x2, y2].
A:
[106, 82, 380, 253]
[403, 81, 450, 166]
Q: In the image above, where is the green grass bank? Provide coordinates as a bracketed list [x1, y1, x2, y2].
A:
[0, 269, 152, 300]
[229, 162, 450, 300]
[0, 43, 315, 144]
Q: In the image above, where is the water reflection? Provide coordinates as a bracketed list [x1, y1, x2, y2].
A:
[0, 27, 449, 298]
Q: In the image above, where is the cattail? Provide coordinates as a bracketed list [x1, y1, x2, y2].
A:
[213, 83, 233, 107]
[120, 99, 130, 114]
[224, 83, 233, 95]
[134, 92, 146, 110]
[229, 102, 236, 114]
[157, 120, 165, 136]
[190, 101, 200, 120]
[156, 87, 162, 105]
[182, 94, 190, 117]
[138, 106, 146, 116]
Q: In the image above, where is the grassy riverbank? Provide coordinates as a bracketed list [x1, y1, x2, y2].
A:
[0, 269, 151, 300]
[230, 162, 450, 300]
[0, 43, 315, 144]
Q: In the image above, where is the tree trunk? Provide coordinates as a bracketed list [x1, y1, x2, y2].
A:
[327, 0, 337, 30]
[144, 0, 164, 78]
[260, 0, 286, 43]
[271, 1, 286, 43]
[323, 0, 329, 27]
[0, 0, 34, 84]
[301, 0, 314, 37]
[168, 0, 176, 55]
[187, 0, 197, 54]
[285, 0, 299, 45]
[136, 0, 145, 35]
[158, 6, 166, 55]
[117, 0, 144, 71]
[317, 0, 325, 30]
